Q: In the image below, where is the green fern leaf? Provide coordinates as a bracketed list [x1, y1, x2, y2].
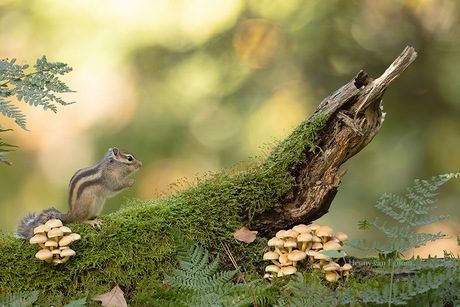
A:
[0, 98, 27, 130]
[352, 173, 459, 256]
[0, 290, 39, 307]
[1, 56, 74, 131]
[156, 228, 277, 306]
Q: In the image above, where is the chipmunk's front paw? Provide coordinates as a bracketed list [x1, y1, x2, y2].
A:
[126, 179, 136, 187]
[83, 218, 103, 229]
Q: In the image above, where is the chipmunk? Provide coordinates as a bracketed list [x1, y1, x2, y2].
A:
[15, 147, 142, 239]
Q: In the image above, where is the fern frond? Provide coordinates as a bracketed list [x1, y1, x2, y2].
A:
[0, 56, 75, 131]
[345, 238, 368, 250]
[0, 98, 27, 130]
[275, 273, 337, 307]
[353, 173, 459, 256]
[0, 127, 18, 166]
[340, 262, 460, 305]
[158, 228, 278, 306]
[0, 290, 39, 307]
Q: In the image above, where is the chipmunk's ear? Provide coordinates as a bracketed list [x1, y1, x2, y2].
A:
[110, 147, 120, 156]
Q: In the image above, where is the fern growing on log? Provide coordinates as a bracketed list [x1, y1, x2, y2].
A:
[143, 228, 278, 306]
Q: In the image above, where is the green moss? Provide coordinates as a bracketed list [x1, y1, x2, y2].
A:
[0, 113, 328, 305]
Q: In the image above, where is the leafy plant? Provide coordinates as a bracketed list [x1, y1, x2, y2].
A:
[0, 290, 39, 307]
[274, 272, 337, 307]
[338, 261, 460, 306]
[344, 172, 460, 306]
[144, 228, 277, 306]
[0, 290, 86, 307]
[0, 56, 74, 164]
[0, 127, 17, 166]
[348, 172, 459, 259]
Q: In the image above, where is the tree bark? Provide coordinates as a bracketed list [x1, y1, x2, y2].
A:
[252, 46, 417, 236]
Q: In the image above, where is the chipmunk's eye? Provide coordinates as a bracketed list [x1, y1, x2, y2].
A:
[127, 155, 133, 161]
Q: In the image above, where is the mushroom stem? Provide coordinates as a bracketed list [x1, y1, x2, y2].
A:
[274, 247, 283, 256]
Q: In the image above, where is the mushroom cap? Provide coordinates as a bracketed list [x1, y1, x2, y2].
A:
[263, 251, 280, 261]
[51, 249, 61, 256]
[297, 232, 313, 242]
[284, 239, 298, 249]
[288, 250, 307, 262]
[53, 258, 65, 265]
[68, 233, 81, 241]
[275, 230, 287, 239]
[280, 266, 297, 276]
[35, 249, 53, 261]
[284, 229, 299, 239]
[45, 240, 58, 248]
[30, 234, 48, 245]
[331, 237, 340, 243]
[61, 248, 76, 257]
[315, 226, 333, 237]
[312, 242, 323, 250]
[306, 250, 316, 257]
[45, 219, 63, 228]
[312, 263, 321, 269]
[335, 232, 349, 242]
[59, 226, 72, 234]
[267, 237, 285, 248]
[47, 228, 64, 239]
[312, 235, 322, 243]
[292, 224, 310, 233]
[323, 241, 342, 251]
[323, 262, 340, 271]
[265, 265, 281, 273]
[342, 263, 353, 271]
[59, 236, 73, 247]
[314, 252, 330, 261]
[279, 253, 293, 266]
[33, 224, 50, 234]
[309, 223, 320, 231]
[325, 271, 340, 282]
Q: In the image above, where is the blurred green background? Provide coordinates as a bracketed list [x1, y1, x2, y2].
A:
[1, 0, 459, 257]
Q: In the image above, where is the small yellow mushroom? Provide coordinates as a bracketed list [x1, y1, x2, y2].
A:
[263, 251, 281, 266]
[35, 249, 53, 263]
[30, 234, 47, 249]
[325, 271, 340, 282]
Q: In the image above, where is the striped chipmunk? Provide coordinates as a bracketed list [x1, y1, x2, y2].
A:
[15, 147, 142, 239]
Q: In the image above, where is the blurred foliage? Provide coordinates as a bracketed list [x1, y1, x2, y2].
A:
[0, 0, 459, 256]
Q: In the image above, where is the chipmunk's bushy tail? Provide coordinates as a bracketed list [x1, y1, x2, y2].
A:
[15, 207, 63, 239]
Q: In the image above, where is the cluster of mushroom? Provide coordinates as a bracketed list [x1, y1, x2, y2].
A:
[29, 219, 81, 265]
[263, 223, 352, 282]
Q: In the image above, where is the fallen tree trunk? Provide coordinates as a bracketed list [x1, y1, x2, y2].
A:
[0, 47, 417, 304]
[251, 46, 417, 235]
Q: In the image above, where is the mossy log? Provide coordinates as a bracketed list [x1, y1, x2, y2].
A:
[0, 47, 417, 304]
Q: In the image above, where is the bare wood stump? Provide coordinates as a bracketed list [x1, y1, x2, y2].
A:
[252, 46, 417, 236]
